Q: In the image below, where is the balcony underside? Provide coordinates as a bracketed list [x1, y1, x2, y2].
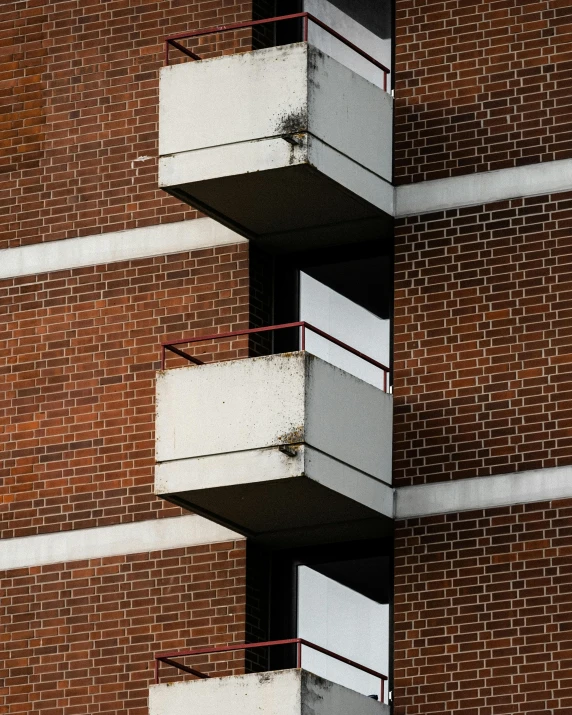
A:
[164, 160, 393, 252]
[160, 454, 393, 549]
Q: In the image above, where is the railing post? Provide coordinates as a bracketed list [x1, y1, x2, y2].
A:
[383, 70, 387, 92]
[380, 679, 384, 704]
[154, 657, 159, 685]
[296, 639, 302, 668]
[303, 14, 309, 42]
[164, 40, 169, 67]
[301, 323, 305, 351]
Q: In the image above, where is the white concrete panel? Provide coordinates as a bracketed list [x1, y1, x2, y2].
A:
[149, 670, 388, 715]
[0, 218, 246, 281]
[159, 42, 394, 226]
[159, 135, 308, 188]
[298, 567, 389, 701]
[305, 0, 391, 87]
[305, 357, 392, 483]
[299, 272, 390, 388]
[395, 157, 572, 217]
[156, 446, 305, 494]
[307, 135, 394, 212]
[396, 465, 572, 519]
[0, 515, 241, 572]
[308, 46, 392, 179]
[305, 447, 393, 518]
[159, 44, 308, 157]
[155, 355, 306, 463]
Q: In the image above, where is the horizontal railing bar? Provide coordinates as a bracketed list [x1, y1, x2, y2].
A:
[166, 13, 308, 43]
[161, 321, 390, 376]
[164, 12, 390, 78]
[161, 321, 303, 348]
[303, 322, 389, 373]
[298, 638, 387, 681]
[157, 637, 300, 661]
[155, 637, 388, 683]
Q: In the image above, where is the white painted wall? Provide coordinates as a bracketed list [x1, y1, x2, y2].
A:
[305, 0, 391, 88]
[300, 272, 390, 390]
[298, 567, 389, 702]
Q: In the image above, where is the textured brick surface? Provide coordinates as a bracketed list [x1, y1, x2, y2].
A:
[394, 1, 572, 184]
[0, 0, 252, 249]
[0, 541, 246, 715]
[0, 242, 249, 538]
[394, 500, 572, 715]
[394, 194, 572, 486]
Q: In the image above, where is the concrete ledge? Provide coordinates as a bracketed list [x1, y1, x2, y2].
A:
[149, 669, 389, 715]
[395, 465, 572, 519]
[0, 515, 241, 572]
[395, 158, 572, 217]
[0, 218, 246, 281]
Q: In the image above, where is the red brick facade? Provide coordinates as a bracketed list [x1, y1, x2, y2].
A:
[0, 540, 246, 715]
[393, 193, 572, 487]
[0, 243, 249, 539]
[394, 1, 572, 184]
[1, 0, 252, 249]
[394, 499, 572, 715]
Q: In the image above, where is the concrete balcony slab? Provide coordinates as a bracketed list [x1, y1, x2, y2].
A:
[158, 43, 393, 251]
[155, 352, 393, 547]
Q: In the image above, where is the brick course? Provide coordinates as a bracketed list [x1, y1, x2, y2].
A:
[394, 0, 572, 184]
[0, 540, 246, 715]
[394, 193, 572, 486]
[0, 242, 249, 538]
[394, 500, 572, 715]
[0, 0, 252, 249]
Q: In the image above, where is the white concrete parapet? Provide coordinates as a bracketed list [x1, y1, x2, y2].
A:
[158, 43, 393, 250]
[149, 669, 389, 715]
[155, 352, 393, 546]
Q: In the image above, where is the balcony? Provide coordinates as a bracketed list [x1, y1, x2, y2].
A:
[155, 324, 393, 547]
[150, 639, 390, 714]
[158, 14, 393, 252]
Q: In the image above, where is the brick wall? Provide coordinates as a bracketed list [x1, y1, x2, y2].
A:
[1, 0, 252, 249]
[0, 540, 246, 715]
[394, 193, 572, 486]
[0, 242, 249, 538]
[394, 1, 572, 184]
[394, 499, 572, 715]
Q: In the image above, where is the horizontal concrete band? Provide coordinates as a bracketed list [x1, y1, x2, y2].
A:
[0, 217, 247, 281]
[395, 464, 572, 520]
[1, 159, 571, 281]
[0, 515, 242, 572]
[395, 157, 572, 217]
[2, 465, 571, 571]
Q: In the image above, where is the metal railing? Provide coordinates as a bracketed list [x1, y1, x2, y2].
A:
[164, 12, 391, 91]
[154, 638, 388, 702]
[161, 321, 390, 392]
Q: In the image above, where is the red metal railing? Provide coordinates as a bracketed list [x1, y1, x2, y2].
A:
[161, 321, 390, 392]
[154, 638, 388, 702]
[164, 12, 391, 91]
